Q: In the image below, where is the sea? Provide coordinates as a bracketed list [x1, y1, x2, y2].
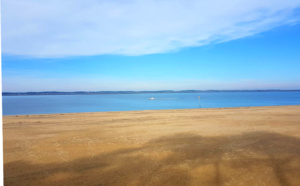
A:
[2, 91, 300, 115]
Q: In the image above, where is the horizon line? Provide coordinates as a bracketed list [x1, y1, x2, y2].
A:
[3, 89, 300, 94]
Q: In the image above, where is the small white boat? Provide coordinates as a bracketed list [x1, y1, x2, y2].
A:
[149, 97, 155, 100]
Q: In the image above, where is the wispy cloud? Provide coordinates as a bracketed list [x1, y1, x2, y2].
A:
[2, 0, 300, 57]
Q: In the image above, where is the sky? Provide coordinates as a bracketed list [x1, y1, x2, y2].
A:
[2, 0, 300, 91]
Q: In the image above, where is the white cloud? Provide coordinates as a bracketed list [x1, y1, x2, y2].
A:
[2, 0, 300, 57]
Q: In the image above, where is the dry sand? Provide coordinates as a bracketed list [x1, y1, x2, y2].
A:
[3, 106, 300, 186]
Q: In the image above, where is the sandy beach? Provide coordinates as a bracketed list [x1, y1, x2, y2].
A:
[3, 105, 300, 185]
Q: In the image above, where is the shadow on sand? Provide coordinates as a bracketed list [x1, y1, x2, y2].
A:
[5, 131, 300, 186]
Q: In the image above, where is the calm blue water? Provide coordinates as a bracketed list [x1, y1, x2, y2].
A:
[2, 92, 300, 115]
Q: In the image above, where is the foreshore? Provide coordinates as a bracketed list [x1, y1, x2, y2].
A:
[3, 105, 300, 185]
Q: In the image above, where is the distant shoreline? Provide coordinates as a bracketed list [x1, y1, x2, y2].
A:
[2, 89, 300, 96]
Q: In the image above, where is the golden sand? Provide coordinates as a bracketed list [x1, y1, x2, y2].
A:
[3, 106, 300, 185]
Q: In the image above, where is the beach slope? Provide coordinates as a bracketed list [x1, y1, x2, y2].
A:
[3, 106, 300, 185]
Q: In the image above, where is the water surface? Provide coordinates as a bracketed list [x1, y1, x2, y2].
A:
[3, 92, 300, 115]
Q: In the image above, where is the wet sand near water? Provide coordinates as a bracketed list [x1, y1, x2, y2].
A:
[3, 105, 300, 185]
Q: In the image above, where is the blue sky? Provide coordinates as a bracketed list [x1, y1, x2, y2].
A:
[2, 0, 300, 91]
